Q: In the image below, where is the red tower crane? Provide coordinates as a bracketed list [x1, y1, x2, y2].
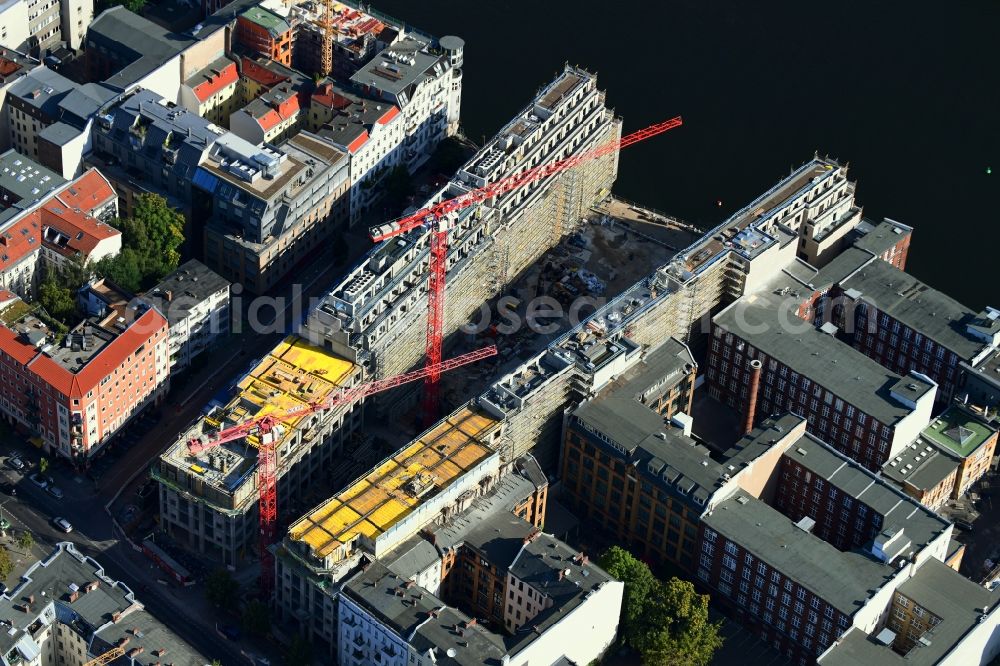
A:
[369, 116, 683, 423]
[185, 344, 498, 594]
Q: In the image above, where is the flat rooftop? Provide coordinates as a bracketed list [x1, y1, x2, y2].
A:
[143, 259, 229, 327]
[342, 561, 507, 665]
[920, 405, 996, 459]
[168, 336, 356, 491]
[705, 491, 900, 617]
[881, 437, 960, 493]
[0, 151, 65, 207]
[350, 37, 442, 97]
[714, 289, 935, 426]
[784, 433, 951, 552]
[840, 259, 990, 360]
[679, 158, 839, 276]
[819, 558, 1000, 666]
[289, 406, 498, 559]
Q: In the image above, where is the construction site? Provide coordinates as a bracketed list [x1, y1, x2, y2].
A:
[303, 64, 623, 384]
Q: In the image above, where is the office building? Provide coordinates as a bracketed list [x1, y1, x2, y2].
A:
[708, 288, 936, 471]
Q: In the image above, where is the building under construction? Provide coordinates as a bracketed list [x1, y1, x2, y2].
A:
[154, 337, 364, 567]
[303, 64, 622, 385]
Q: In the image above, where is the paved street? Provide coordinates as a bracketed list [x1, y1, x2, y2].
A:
[0, 235, 374, 665]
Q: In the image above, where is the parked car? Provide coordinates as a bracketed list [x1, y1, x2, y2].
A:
[52, 517, 72, 533]
[29, 473, 48, 489]
[956, 519, 975, 531]
[6, 457, 25, 471]
[46, 486, 64, 500]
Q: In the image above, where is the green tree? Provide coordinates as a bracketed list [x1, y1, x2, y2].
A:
[16, 531, 33, 553]
[284, 633, 313, 666]
[0, 547, 13, 581]
[38, 458, 49, 476]
[635, 578, 723, 666]
[94, 250, 143, 293]
[599, 546, 657, 649]
[38, 275, 77, 324]
[241, 599, 270, 638]
[600, 547, 722, 666]
[94, 194, 184, 292]
[204, 569, 239, 609]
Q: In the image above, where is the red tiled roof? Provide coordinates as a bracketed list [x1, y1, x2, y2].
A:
[53, 169, 115, 215]
[191, 61, 239, 103]
[39, 204, 118, 255]
[0, 290, 18, 304]
[311, 84, 354, 110]
[377, 105, 400, 125]
[0, 308, 166, 399]
[257, 109, 282, 132]
[0, 217, 41, 271]
[241, 57, 287, 88]
[0, 58, 21, 78]
[347, 131, 369, 154]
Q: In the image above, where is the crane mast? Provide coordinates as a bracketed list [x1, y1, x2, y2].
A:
[368, 116, 683, 424]
[320, 0, 334, 76]
[185, 345, 498, 595]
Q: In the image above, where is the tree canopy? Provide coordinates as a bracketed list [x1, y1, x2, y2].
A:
[600, 546, 723, 666]
[94, 193, 184, 292]
[205, 569, 239, 609]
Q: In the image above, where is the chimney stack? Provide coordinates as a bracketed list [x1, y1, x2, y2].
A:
[743, 359, 763, 435]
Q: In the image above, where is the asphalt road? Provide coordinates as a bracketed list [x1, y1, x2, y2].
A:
[0, 239, 370, 665]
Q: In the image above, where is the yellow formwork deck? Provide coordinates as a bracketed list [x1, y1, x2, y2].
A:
[289, 406, 500, 559]
[202, 336, 356, 450]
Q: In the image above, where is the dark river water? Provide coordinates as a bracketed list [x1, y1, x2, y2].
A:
[374, 0, 1000, 308]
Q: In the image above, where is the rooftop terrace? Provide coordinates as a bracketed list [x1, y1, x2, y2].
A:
[920, 406, 996, 459]
[289, 406, 498, 559]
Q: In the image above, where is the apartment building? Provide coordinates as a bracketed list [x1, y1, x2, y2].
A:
[178, 56, 240, 126]
[0, 296, 168, 461]
[197, 131, 349, 292]
[0, 48, 36, 153]
[0, 542, 207, 666]
[91, 89, 224, 214]
[140, 259, 231, 372]
[229, 57, 310, 145]
[155, 336, 364, 567]
[304, 66, 622, 389]
[0, 0, 92, 57]
[6, 67, 74, 161]
[0, 156, 119, 298]
[823, 258, 999, 404]
[350, 34, 464, 168]
[881, 405, 997, 508]
[235, 4, 294, 67]
[708, 288, 937, 471]
[310, 80, 404, 225]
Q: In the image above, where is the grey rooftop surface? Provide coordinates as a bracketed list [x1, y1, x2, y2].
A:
[0, 47, 34, 87]
[0, 151, 66, 206]
[142, 259, 229, 326]
[785, 432, 951, 552]
[850, 218, 911, 259]
[704, 491, 897, 616]
[841, 258, 991, 360]
[504, 533, 616, 654]
[7, 67, 75, 118]
[87, 7, 195, 89]
[881, 435, 960, 493]
[57, 83, 120, 129]
[37, 122, 85, 147]
[0, 542, 208, 665]
[351, 37, 445, 97]
[714, 290, 935, 425]
[819, 558, 1000, 666]
[342, 561, 507, 665]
